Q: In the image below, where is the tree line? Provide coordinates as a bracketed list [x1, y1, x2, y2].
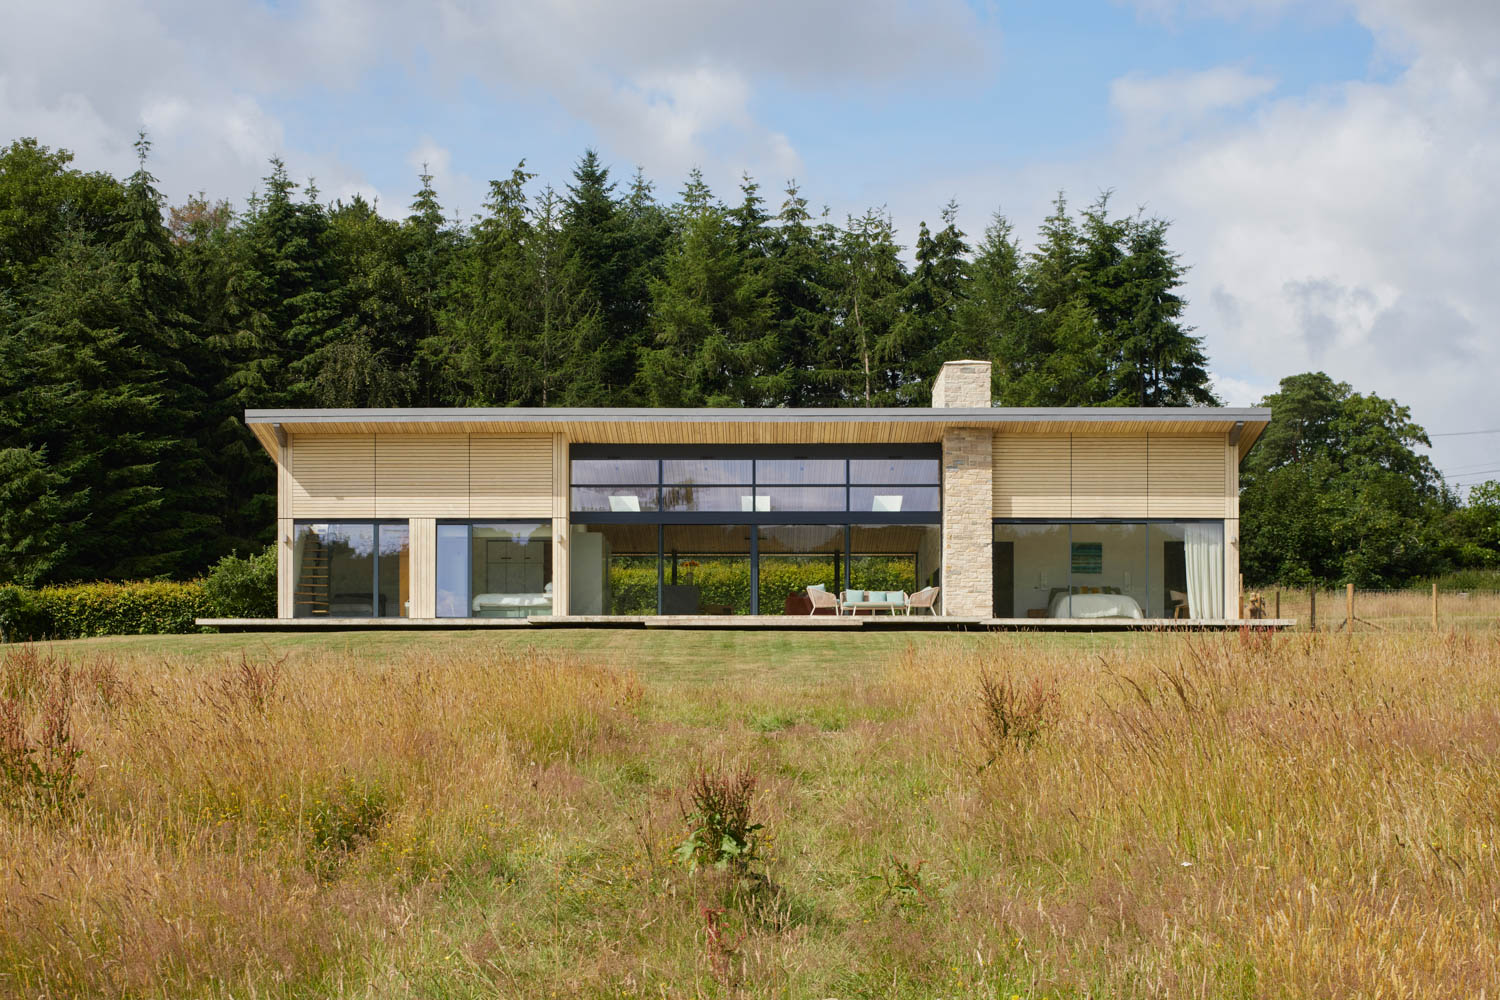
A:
[0, 135, 1493, 589]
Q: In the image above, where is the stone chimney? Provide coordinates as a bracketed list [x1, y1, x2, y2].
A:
[931, 359, 993, 408]
[932, 359, 995, 618]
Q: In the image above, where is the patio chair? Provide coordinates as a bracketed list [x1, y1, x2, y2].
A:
[805, 584, 840, 616]
[906, 586, 940, 616]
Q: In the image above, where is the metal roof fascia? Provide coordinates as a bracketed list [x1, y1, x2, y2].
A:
[245, 406, 1272, 424]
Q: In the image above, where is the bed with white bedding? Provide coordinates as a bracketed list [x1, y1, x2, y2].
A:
[1047, 591, 1145, 619]
[471, 593, 553, 618]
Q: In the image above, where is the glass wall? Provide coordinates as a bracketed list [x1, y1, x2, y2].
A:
[568, 446, 941, 615]
[849, 458, 941, 514]
[435, 524, 469, 617]
[662, 525, 753, 614]
[1149, 522, 1225, 619]
[849, 524, 941, 596]
[292, 522, 407, 618]
[993, 521, 1224, 619]
[569, 524, 658, 615]
[435, 521, 553, 618]
[378, 524, 411, 618]
[1069, 522, 1149, 619]
[757, 525, 844, 614]
[570, 448, 941, 515]
[570, 458, 659, 513]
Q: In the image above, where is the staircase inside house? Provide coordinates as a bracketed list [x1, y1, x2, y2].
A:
[293, 532, 331, 616]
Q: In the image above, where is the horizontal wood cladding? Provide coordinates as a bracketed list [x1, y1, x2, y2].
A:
[1148, 436, 1228, 517]
[994, 432, 1230, 519]
[470, 435, 554, 517]
[1072, 436, 1148, 517]
[287, 433, 554, 519]
[376, 435, 468, 517]
[289, 435, 375, 517]
[992, 435, 1071, 517]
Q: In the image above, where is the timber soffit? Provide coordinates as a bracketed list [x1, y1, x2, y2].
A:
[245, 406, 1271, 460]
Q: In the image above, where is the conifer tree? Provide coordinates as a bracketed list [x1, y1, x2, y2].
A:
[1118, 216, 1215, 405]
[958, 211, 1029, 404]
[0, 446, 66, 585]
[228, 159, 335, 408]
[881, 201, 971, 404]
[437, 162, 538, 405]
[403, 168, 462, 404]
[767, 182, 838, 405]
[561, 150, 641, 402]
[640, 170, 776, 406]
[314, 194, 419, 407]
[108, 135, 225, 568]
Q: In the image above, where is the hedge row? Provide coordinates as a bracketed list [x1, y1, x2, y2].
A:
[604, 556, 928, 614]
[0, 548, 277, 642]
[0, 581, 213, 642]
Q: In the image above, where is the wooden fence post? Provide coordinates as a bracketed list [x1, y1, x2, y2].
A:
[1275, 589, 1281, 620]
[1346, 583, 1354, 631]
[1432, 582, 1439, 632]
[1238, 574, 1245, 620]
[1309, 587, 1316, 631]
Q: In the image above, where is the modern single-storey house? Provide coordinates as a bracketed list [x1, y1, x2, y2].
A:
[232, 360, 1271, 627]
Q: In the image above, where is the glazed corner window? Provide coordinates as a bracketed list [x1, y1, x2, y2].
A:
[436, 522, 553, 618]
[292, 522, 409, 618]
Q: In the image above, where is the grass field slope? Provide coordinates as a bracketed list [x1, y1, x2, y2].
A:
[2, 630, 1498, 998]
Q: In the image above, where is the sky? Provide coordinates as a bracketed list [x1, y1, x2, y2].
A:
[2, 0, 1497, 490]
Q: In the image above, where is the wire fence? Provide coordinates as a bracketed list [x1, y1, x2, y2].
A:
[1244, 584, 1500, 632]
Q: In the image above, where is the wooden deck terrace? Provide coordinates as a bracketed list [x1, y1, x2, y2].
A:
[198, 616, 1297, 633]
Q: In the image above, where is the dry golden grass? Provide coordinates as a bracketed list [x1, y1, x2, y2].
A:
[1260, 586, 1500, 631]
[1, 630, 1498, 998]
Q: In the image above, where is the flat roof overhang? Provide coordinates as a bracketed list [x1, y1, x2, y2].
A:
[245, 405, 1271, 461]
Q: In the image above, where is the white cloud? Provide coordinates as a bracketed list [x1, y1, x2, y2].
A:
[0, 0, 988, 216]
[1111, 67, 1277, 122]
[1086, 0, 1500, 481]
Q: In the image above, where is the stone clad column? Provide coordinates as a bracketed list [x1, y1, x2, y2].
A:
[932, 361, 994, 617]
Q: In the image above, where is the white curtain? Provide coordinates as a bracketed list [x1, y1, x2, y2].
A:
[1183, 523, 1224, 619]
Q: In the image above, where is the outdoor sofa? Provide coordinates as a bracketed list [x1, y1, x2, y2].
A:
[804, 584, 942, 616]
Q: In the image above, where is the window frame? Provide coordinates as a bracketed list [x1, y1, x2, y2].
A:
[433, 519, 554, 619]
[991, 517, 1225, 619]
[569, 444, 941, 524]
[291, 519, 410, 619]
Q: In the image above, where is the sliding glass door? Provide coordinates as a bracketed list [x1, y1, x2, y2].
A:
[993, 520, 1224, 620]
[435, 521, 553, 618]
[292, 522, 409, 618]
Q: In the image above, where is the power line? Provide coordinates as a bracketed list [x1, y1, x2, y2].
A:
[1439, 460, 1500, 474]
[1430, 428, 1500, 437]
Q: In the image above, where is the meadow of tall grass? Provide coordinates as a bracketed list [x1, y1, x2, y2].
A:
[1, 630, 1497, 998]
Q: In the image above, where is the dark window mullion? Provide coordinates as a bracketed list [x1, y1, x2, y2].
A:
[371, 522, 381, 618]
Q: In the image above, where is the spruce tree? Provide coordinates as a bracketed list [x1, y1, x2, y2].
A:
[767, 182, 838, 405]
[315, 194, 418, 407]
[437, 162, 538, 405]
[951, 211, 1024, 402]
[640, 170, 776, 406]
[1118, 216, 1215, 405]
[107, 135, 224, 570]
[881, 201, 971, 404]
[561, 150, 642, 403]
